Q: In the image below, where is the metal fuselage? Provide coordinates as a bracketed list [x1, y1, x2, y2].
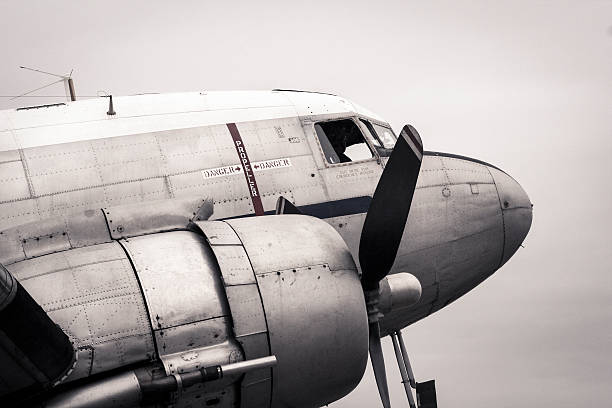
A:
[0, 90, 532, 332]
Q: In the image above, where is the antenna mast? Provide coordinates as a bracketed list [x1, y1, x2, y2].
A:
[18, 66, 76, 101]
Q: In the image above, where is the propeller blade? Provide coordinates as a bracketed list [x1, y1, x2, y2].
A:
[275, 196, 302, 215]
[369, 320, 391, 408]
[359, 124, 423, 289]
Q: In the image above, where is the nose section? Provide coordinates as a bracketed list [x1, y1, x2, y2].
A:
[489, 168, 533, 266]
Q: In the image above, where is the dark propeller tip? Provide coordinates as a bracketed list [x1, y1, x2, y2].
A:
[400, 124, 423, 157]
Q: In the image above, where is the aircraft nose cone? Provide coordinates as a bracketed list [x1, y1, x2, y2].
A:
[489, 168, 533, 266]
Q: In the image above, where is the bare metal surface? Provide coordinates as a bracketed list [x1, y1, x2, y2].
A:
[257, 263, 367, 407]
[226, 215, 356, 274]
[0, 114, 319, 230]
[489, 167, 533, 267]
[379, 273, 422, 316]
[117, 230, 246, 408]
[7, 242, 155, 381]
[0, 196, 212, 266]
[205, 245, 256, 286]
[104, 196, 213, 239]
[154, 317, 232, 356]
[221, 355, 277, 376]
[44, 370, 142, 408]
[120, 231, 230, 331]
[379, 156, 508, 331]
[226, 215, 368, 408]
[192, 220, 272, 408]
[0, 209, 111, 265]
[195, 221, 243, 246]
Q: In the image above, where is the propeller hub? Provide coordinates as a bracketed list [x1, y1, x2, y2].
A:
[364, 286, 383, 324]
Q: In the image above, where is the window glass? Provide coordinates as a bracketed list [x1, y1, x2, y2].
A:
[314, 119, 374, 164]
[371, 123, 397, 149]
[359, 119, 382, 148]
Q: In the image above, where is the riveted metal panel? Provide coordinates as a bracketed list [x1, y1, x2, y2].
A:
[1, 196, 216, 266]
[103, 197, 212, 239]
[0, 197, 214, 265]
[192, 220, 272, 408]
[35, 186, 108, 221]
[0, 209, 111, 265]
[224, 284, 268, 338]
[207, 245, 256, 286]
[228, 117, 311, 163]
[256, 264, 368, 408]
[89, 133, 164, 185]
[155, 124, 231, 176]
[0, 160, 30, 202]
[7, 242, 155, 382]
[23, 142, 100, 197]
[103, 176, 172, 207]
[226, 215, 356, 274]
[195, 221, 243, 246]
[439, 155, 494, 185]
[63, 210, 112, 248]
[154, 317, 231, 356]
[0, 199, 39, 233]
[22, 232, 71, 259]
[415, 155, 450, 188]
[120, 231, 230, 331]
[223, 216, 370, 407]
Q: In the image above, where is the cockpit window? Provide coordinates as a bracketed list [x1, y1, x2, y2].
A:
[359, 119, 382, 148]
[360, 119, 397, 156]
[314, 119, 374, 164]
[371, 123, 396, 149]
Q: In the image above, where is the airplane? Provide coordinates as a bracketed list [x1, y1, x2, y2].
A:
[0, 89, 532, 408]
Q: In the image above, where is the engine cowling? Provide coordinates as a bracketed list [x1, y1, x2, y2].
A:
[215, 216, 369, 408]
[1, 205, 369, 408]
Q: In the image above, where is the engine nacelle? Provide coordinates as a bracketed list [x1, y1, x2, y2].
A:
[2, 210, 368, 408]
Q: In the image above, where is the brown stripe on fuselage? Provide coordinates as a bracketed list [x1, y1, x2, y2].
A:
[227, 123, 264, 216]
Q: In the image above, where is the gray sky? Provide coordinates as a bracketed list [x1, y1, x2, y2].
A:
[1, 1, 611, 406]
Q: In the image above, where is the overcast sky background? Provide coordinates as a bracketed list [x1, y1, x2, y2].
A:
[1, 1, 611, 407]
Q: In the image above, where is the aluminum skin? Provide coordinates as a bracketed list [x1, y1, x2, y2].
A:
[0, 90, 532, 408]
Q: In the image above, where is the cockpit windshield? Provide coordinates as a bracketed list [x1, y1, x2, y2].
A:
[371, 123, 396, 149]
[360, 119, 397, 156]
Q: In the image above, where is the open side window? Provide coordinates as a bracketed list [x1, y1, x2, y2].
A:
[314, 119, 375, 165]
